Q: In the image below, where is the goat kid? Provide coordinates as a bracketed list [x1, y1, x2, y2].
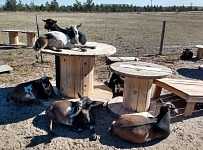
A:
[45, 93, 101, 140]
[110, 100, 178, 144]
[7, 76, 62, 105]
[107, 73, 124, 98]
[42, 18, 87, 45]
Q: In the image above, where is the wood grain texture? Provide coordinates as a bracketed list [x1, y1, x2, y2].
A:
[41, 42, 116, 57]
[110, 61, 172, 79]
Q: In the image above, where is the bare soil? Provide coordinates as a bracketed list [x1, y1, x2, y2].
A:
[0, 12, 203, 150]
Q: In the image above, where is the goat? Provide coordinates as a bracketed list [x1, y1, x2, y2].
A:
[110, 100, 178, 144]
[42, 18, 86, 45]
[107, 73, 124, 98]
[180, 48, 193, 60]
[45, 93, 101, 140]
[7, 76, 62, 105]
[34, 31, 73, 52]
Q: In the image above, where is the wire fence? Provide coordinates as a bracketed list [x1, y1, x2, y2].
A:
[1, 12, 203, 56]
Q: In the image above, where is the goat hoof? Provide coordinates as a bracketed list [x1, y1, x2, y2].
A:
[91, 134, 98, 141]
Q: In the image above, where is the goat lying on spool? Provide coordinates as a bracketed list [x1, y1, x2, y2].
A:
[33, 30, 95, 60]
[42, 18, 86, 45]
[110, 100, 178, 144]
[45, 93, 101, 140]
[7, 76, 62, 105]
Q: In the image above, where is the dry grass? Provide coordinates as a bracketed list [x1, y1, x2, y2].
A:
[0, 12, 203, 150]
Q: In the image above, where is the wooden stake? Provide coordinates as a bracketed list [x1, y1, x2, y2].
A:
[159, 21, 166, 55]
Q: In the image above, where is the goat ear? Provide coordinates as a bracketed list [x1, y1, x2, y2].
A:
[78, 93, 82, 98]
[42, 19, 46, 22]
[77, 23, 82, 28]
[54, 20, 57, 23]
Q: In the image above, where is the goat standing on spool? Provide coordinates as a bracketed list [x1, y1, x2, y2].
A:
[45, 93, 101, 140]
[7, 76, 62, 105]
[110, 100, 178, 144]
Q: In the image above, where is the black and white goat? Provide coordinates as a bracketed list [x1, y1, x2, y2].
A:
[45, 93, 101, 140]
[42, 18, 86, 45]
[7, 76, 62, 105]
[34, 31, 74, 52]
[110, 100, 178, 144]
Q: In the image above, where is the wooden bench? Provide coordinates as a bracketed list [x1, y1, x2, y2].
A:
[152, 78, 203, 116]
[195, 45, 203, 59]
[2, 30, 24, 46]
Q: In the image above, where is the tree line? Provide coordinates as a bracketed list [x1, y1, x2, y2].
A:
[1, 0, 202, 12]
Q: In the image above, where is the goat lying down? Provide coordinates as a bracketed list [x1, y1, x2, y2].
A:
[46, 93, 101, 140]
[42, 18, 87, 45]
[34, 31, 74, 52]
[7, 76, 62, 105]
[110, 100, 178, 144]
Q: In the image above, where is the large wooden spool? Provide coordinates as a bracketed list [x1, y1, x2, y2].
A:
[60, 55, 95, 98]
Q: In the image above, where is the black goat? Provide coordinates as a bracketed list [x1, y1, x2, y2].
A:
[108, 73, 124, 97]
[110, 100, 178, 144]
[42, 18, 86, 45]
[180, 48, 193, 60]
[45, 93, 101, 140]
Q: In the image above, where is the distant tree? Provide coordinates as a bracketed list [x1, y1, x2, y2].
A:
[84, 0, 94, 12]
[50, 0, 59, 11]
[40, 4, 46, 11]
[45, 1, 50, 11]
[3, 0, 17, 11]
[17, 0, 24, 11]
[73, 0, 83, 11]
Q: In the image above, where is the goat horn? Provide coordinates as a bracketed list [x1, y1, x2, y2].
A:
[70, 107, 82, 118]
[159, 98, 164, 104]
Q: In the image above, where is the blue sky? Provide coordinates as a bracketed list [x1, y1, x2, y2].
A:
[1, 0, 203, 7]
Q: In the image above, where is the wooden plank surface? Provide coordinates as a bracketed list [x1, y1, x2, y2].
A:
[154, 78, 203, 97]
[110, 61, 172, 79]
[41, 42, 116, 57]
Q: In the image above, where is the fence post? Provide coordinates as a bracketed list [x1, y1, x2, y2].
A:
[159, 21, 166, 55]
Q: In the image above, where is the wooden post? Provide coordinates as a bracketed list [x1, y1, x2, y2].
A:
[159, 21, 166, 55]
[9, 32, 19, 45]
[123, 77, 153, 112]
[26, 32, 36, 47]
[60, 55, 95, 98]
[197, 48, 203, 59]
[35, 15, 39, 38]
[55, 55, 60, 90]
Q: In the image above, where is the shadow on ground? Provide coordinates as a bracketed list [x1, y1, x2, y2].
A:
[29, 105, 169, 149]
[0, 87, 47, 125]
[177, 68, 203, 80]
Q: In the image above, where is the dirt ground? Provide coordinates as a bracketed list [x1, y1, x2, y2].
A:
[0, 12, 203, 150]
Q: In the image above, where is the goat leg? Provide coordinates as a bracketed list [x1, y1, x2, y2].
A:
[48, 119, 56, 137]
[89, 125, 98, 141]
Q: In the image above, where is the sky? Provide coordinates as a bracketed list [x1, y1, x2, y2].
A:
[1, 0, 203, 7]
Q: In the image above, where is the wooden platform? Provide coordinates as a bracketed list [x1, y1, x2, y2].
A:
[45, 80, 113, 106]
[153, 78, 203, 116]
[108, 96, 157, 117]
